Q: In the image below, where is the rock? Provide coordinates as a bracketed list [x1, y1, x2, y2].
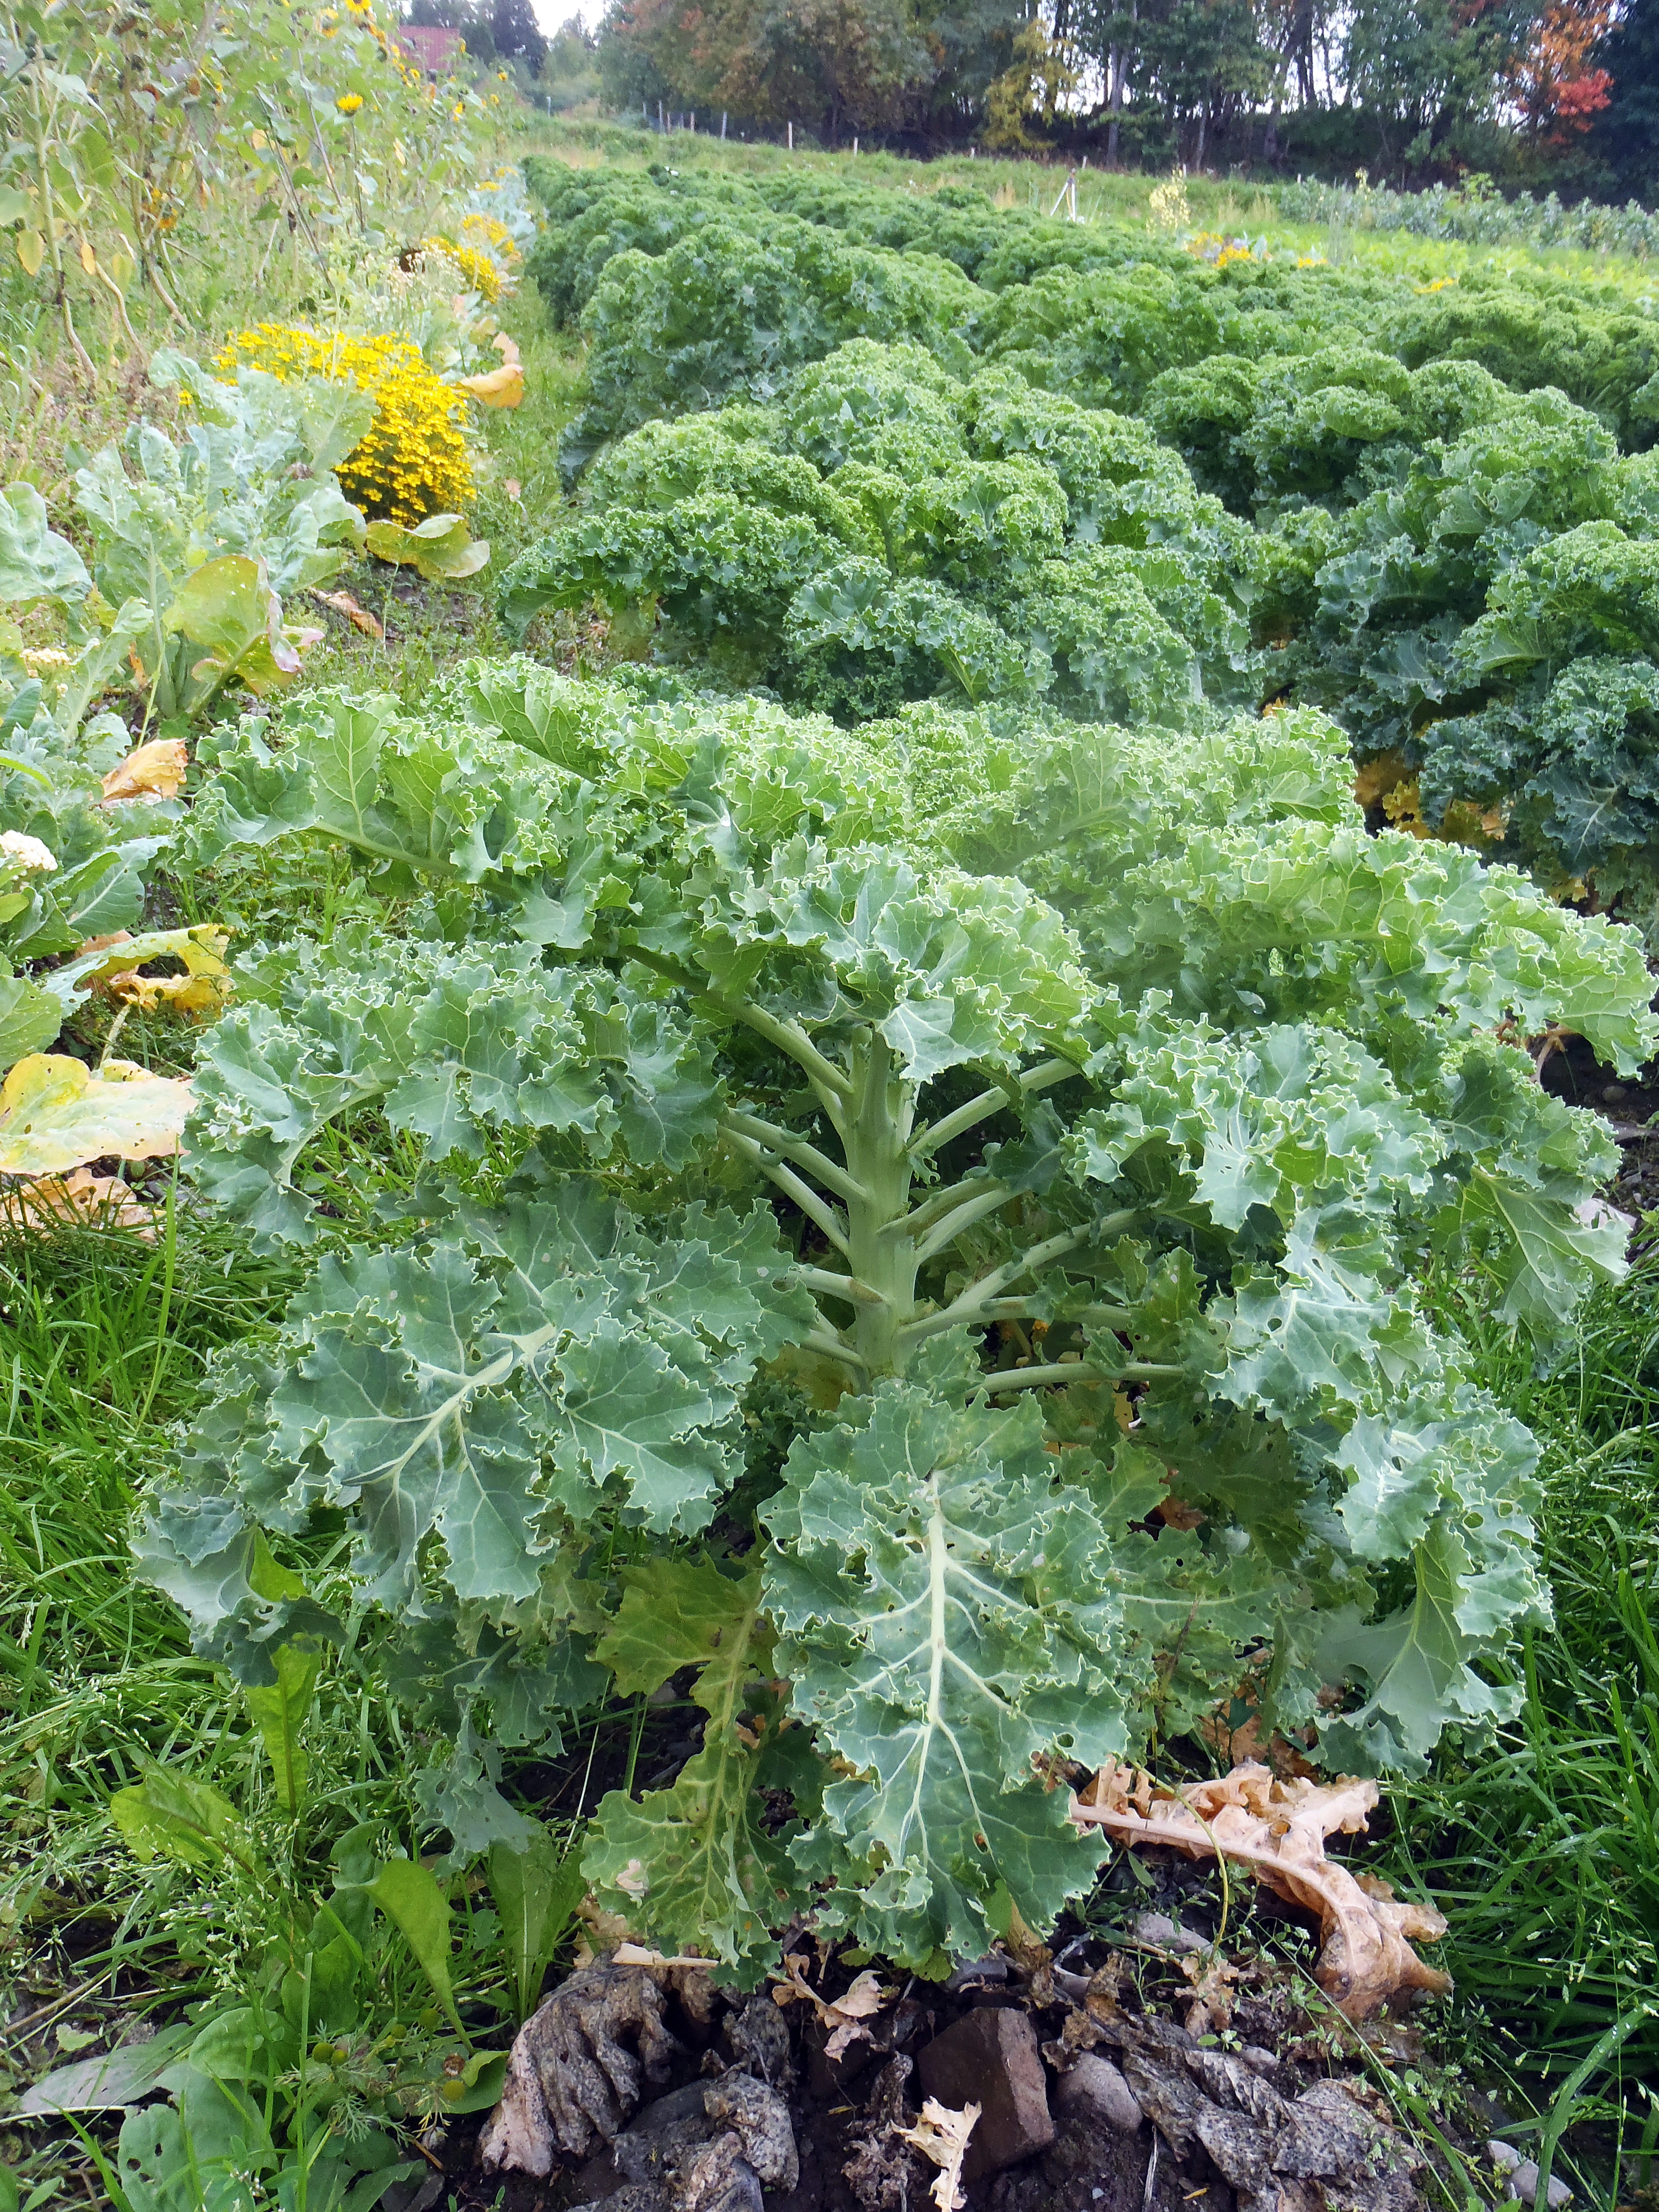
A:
[567, 2073, 798, 2212]
[724, 1992, 794, 2088]
[481, 1955, 681, 2174]
[679, 2134, 765, 2212]
[917, 2007, 1055, 2180]
[1131, 1912, 1209, 1957]
[1489, 2142, 1572, 2208]
[705, 2071, 800, 2190]
[1239, 2047, 1280, 2076]
[1053, 2055, 1143, 2136]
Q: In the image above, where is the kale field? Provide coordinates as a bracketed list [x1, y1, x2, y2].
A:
[1, 96, 1657, 2212]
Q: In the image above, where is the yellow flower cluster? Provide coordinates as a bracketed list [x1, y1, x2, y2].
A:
[460, 212, 520, 262]
[218, 324, 474, 526]
[1186, 232, 1259, 267]
[418, 234, 501, 301]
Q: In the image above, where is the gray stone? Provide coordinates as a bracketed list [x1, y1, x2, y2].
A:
[704, 2071, 800, 2191]
[1130, 1912, 1208, 1957]
[1489, 2143, 1572, 2209]
[1053, 2054, 1143, 2135]
[917, 2007, 1055, 2180]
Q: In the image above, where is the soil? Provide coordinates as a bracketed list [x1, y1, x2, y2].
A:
[418, 1906, 1467, 2212]
[1540, 1026, 1659, 1223]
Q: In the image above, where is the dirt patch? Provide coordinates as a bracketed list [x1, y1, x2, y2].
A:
[420, 1932, 1460, 2212]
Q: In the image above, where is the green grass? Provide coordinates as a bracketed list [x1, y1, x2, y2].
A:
[1377, 1261, 1659, 2194]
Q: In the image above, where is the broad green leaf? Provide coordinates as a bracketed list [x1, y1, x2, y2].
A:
[584, 1560, 800, 1977]
[0, 483, 89, 604]
[370, 1858, 463, 2034]
[109, 1768, 247, 1872]
[487, 1831, 586, 2022]
[241, 1641, 324, 1814]
[0, 973, 61, 1072]
[761, 1345, 1118, 1969]
[366, 513, 490, 581]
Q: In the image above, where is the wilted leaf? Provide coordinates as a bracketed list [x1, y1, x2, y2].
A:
[50, 926, 231, 1021]
[105, 929, 231, 1017]
[773, 1953, 889, 2060]
[895, 2099, 980, 2212]
[1071, 1761, 1451, 2020]
[101, 738, 188, 803]
[365, 512, 490, 581]
[0, 1166, 159, 1239]
[0, 1053, 192, 1175]
[311, 587, 385, 639]
[459, 363, 525, 410]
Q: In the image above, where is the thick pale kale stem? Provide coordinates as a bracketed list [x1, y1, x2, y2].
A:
[977, 1360, 1180, 1396]
[722, 1109, 868, 1209]
[913, 1182, 1024, 1265]
[722, 1125, 850, 1257]
[904, 1175, 1013, 1243]
[901, 1226, 1130, 1349]
[910, 1056, 1075, 1160]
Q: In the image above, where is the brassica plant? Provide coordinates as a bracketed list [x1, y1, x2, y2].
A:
[140, 659, 1655, 1980]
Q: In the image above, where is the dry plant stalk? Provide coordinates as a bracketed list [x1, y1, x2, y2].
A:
[1072, 1760, 1451, 2021]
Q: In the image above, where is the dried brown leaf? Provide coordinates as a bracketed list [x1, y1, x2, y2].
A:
[311, 588, 385, 640]
[1072, 1761, 1451, 2021]
[773, 1953, 890, 2059]
[101, 738, 187, 804]
[894, 2099, 979, 2212]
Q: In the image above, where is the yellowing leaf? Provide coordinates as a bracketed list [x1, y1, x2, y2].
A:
[17, 230, 44, 276]
[0, 1165, 159, 1239]
[0, 1053, 192, 1176]
[78, 236, 96, 275]
[101, 738, 188, 803]
[1353, 749, 1415, 812]
[459, 362, 524, 409]
[365, 512, 490, 581]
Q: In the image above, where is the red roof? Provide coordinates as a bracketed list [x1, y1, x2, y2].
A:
[398, 24, 465, 73]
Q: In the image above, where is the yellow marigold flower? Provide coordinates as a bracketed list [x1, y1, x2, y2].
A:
[418, 235, 502, 301]
[336, 91, 364, 113]
[218, 324, 474, 527]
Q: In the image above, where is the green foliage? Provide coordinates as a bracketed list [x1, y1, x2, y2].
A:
[138, 648, 1656, 1979]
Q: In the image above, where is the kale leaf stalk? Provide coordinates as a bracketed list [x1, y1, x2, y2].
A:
[704, 999, 1149, 1387]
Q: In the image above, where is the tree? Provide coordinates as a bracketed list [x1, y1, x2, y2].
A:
[492, 0, 547, 72]
[1339, 0, 1512, 169]
[1586, 0, 1659, 188]
[1511, 0, 1616, 137]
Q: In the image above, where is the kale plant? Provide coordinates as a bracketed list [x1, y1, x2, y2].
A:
[140, 660, 1655, 1981]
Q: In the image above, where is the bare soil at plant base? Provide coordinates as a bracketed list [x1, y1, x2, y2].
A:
[417, 1917, 1482, 2212]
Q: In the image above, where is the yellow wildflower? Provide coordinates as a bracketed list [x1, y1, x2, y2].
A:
[336, 91, 364, 113]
